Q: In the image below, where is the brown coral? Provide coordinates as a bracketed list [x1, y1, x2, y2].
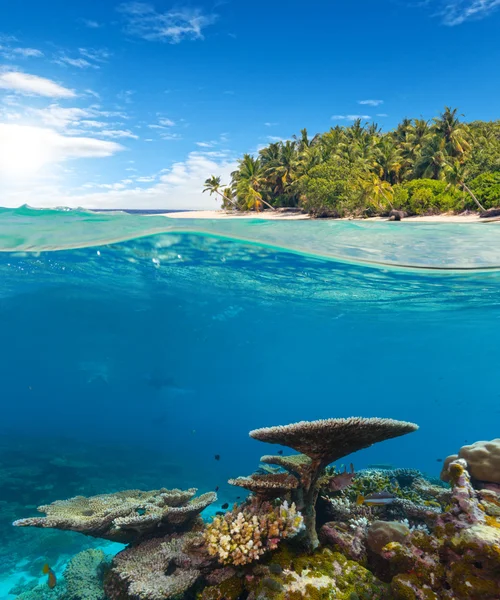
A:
[13, 488, 216, 543]
[246, 417, 418, 550]
[250, 417, 418, 467]
[441, 439, 500, 487]
[228, 473, 299, 499]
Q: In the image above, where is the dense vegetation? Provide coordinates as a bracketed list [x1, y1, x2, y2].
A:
[203, 108, 500, 217]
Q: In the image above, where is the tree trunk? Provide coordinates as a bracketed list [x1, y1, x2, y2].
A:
[463, 183, 486, 212]
[216, 190, 239, 210]
[259, 197, 277, 211]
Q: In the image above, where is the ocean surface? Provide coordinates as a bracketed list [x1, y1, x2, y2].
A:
[1, 206, 500, 597]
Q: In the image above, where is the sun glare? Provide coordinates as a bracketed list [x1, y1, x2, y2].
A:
[0, 124, 53, 177]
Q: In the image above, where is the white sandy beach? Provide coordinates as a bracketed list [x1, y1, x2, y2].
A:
[162, 210, 500, 223]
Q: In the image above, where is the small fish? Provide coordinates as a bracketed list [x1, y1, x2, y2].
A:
[215, 486, 219, 492]
[328, 463, 355, 492]
[436, 458, 443, 463]
[221, 503, 229, 509]
[214, 454, 220, 461]
[277, 450, 283, 455]
[216, 511, 225, 516]
[357, 490, 396, 507]
[42, 563, 56, 589]
[236, 496, 241, 499]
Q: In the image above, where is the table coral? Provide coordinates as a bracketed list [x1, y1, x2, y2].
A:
[246, 417, 418, 549]
[13, 487, 216, 543]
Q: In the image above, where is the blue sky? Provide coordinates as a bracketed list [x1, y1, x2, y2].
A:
[1, 0, 500, 208]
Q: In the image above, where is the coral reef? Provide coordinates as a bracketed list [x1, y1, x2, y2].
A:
[104, 532, 209, 600]
[381, 459, 500, 599]
[441, 438, 500, 489]
[64, 548, 110, 600]
[18, 419, 500, 599]
[249, 417, 418, 466]
[247, 547, 390, 599]
[227, 473, 299, 499]
[237, 417, 418, 549]
[366, 520, 410, 555]
[204, 499, 304, 566]
[13, 488, 216, 543]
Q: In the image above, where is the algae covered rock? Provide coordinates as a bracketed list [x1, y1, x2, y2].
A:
[367, 521, 410, 555]
[247, 547, 390, 600]
[441, 439, 500, 487]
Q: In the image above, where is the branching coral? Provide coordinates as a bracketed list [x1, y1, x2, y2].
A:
[104, 532, 208, 600]
[13, 488, 216, 543]
[64, 548, 109, 600]
[204, 499, 304, 566]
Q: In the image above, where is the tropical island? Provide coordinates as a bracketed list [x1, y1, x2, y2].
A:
[202, 108, 500, 219]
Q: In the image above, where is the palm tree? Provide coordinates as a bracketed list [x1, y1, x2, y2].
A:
[433, 107, 471, 158]
[414, 136, 448, 179]
[261, 141, 300, 199]
[375, 138, 403, 184]
[232, 155, 276, 211]
[444, 160, 485, 211]
[359, 174, 395, 212]
[203, 176, 239, 209]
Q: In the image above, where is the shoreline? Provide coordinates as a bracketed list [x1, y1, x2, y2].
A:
[161, 210, 500, 223]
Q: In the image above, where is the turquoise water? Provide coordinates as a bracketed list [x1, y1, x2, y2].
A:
[1, 207, 500, 597]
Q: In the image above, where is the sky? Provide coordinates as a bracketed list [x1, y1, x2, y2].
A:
[1, 0, 500, 209]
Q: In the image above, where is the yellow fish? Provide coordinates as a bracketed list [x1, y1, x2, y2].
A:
[42, 563, 56, 589]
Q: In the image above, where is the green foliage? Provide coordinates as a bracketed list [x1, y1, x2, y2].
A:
[393, 179, 459, 215]
[469, 172, 500, 209]
[297, 162, 362, 217]
[204, 109, 500, 216]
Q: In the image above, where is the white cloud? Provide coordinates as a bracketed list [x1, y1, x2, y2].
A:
[331, 114, 371, 121]
[79, 48, 110, 62]
[55, 56, 97, 69]
[118, 2, 217, 43]
[159, 117, 175, 126]
[0, 46, 44, 59]
[376, 113, 389, 118]
[98, 129, 139, 139]
[440, 0, 500, 24]
[0, 71, 75, 98]
[196, 141, 214, 148]
[82, 19, 102, 28]
[160, 132, 182, 140]
[1, 150, 236, 209]
[0, 123, 124, 177]
[358, 99, 383, 106]
[54, 48, 110, 69]
[30, 105, 93, 128]
[79, 119, 108, 128]
[264, 122, 278, 127]
[267, 135, 284, 142]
